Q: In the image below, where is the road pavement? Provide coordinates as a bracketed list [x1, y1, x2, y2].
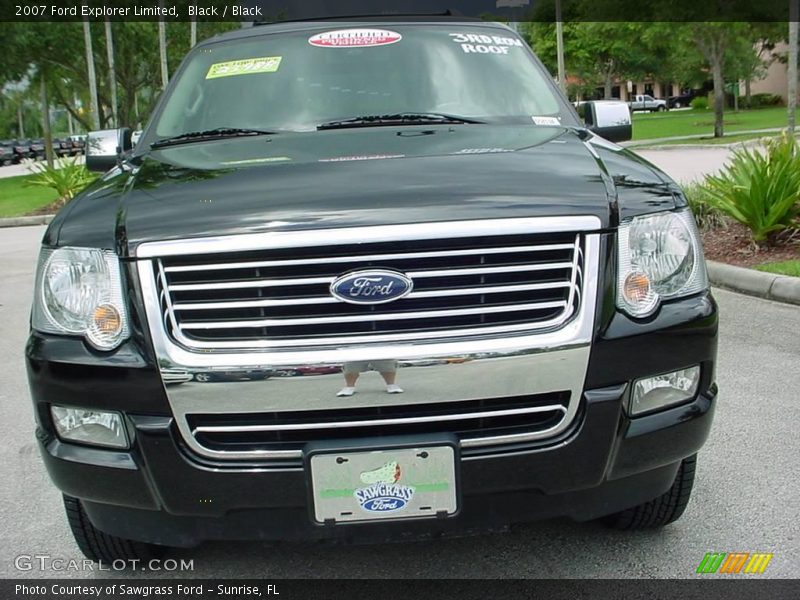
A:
[0, 225, 798, 579]
[636, 147, 734, 183]
[0, 157, 84, 180]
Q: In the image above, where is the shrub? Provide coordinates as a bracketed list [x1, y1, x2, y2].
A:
[25, 157, 97, 207]
[690, 96, 708, 110]
[747, 93, 783, 109]
[700, 132, 800, 243]
[682, 183, 726, 232]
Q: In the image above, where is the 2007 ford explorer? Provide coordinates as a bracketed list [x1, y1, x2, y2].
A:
[26, 17, 717, 562]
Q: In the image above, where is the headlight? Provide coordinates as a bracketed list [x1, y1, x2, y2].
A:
[617, 209, 708, 317]
[32, 247, 129, 350]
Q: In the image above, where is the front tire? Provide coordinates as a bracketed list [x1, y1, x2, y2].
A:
[64, 495, 165, 563]
[658, 105, 667, 112]
[603, 454, 697, 530]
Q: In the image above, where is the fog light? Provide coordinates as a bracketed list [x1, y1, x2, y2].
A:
[51, 406, 128, 449]
[630, 366, 701, 416]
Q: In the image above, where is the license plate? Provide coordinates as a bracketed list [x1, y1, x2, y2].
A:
[309, 445, 458, 524]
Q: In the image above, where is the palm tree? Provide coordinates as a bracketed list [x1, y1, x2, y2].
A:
[82, 17, 100, 130]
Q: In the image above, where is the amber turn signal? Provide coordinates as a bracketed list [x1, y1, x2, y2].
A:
[87, 303, 124, 349]
[623, 271, 653, 304]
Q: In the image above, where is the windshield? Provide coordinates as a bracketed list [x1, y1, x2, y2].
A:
[153, 24, 567, 138]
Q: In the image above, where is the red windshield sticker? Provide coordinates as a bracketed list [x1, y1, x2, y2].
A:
[309, 29, 403, 48]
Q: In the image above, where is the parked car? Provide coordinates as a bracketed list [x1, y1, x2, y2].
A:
[0, 140, 14, 165]
[668, 92, 696, 109]
[12, 138, 34, 162]
[28, 18, 717, 563]
[54, 138, 74, 158]
[628, 94, 668, 112]
[68, 134, 86, 156]
[29, 138, 45, 160]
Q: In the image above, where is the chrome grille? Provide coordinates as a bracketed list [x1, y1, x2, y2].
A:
[152, 228, 586, 350]
[186, 392, 571, 461]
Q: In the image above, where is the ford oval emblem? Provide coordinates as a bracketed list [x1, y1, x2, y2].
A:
[330, 269, 413, 305]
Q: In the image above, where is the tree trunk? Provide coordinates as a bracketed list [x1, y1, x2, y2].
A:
[789, 14, 798, 135]
[17, 103, 25, 138]
[82, 18, 100, 130]
[604, 74, 613, 99]
[555, 2, 565, 94]
[712, 54, 725, 138]
[745, 79, 751, 109]
[40, 76, 55, 169]
[104, 19, 118, 128]
[158, 18, 169, 89]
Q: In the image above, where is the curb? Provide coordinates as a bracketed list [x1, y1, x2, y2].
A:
[707, 260, 800, 305]
[0, 215, 54, 228]
[622, 127, 785, 149]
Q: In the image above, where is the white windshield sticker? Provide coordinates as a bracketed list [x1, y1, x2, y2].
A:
[309, 29, 403, 48]
[532, 116, 561, 126]
[449, 32, 523, 55]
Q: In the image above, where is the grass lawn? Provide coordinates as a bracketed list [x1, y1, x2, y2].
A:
[632, 107, 798, 141]
[0, 174, 59, 218]
[753, 259, 800, 277]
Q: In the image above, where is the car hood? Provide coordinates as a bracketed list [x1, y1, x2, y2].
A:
[50, 125, 682, 254]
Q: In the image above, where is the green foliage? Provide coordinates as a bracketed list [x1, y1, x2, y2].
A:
[523, 22, 662, 99]
[682, 183, 726, 232]
[0, 21, 240, 137]
[25, 158, 97, 205]
[747, 93, 783, 108]
[700, 133, 800, 243]
[753, 260, 800, 277]
[690, 96, 709, 110]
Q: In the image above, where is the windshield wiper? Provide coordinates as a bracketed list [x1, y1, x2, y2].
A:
[151, 127, 277, 149]
[317, 112, 485, 131]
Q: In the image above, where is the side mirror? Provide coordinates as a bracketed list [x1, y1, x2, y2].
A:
[583, 101, 632, 143]
[85, 128, 132, 172]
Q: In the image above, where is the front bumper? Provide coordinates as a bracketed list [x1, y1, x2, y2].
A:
[27, 286, 718, 545]
[41, 385, 715, 546]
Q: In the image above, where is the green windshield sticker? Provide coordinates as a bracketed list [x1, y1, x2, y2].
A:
[206, 56, 282, 79]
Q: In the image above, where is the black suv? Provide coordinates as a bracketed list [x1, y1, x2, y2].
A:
[27, 19, 717, 563]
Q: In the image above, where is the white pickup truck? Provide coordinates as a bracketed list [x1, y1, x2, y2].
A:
[628, 94, 668, 112]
